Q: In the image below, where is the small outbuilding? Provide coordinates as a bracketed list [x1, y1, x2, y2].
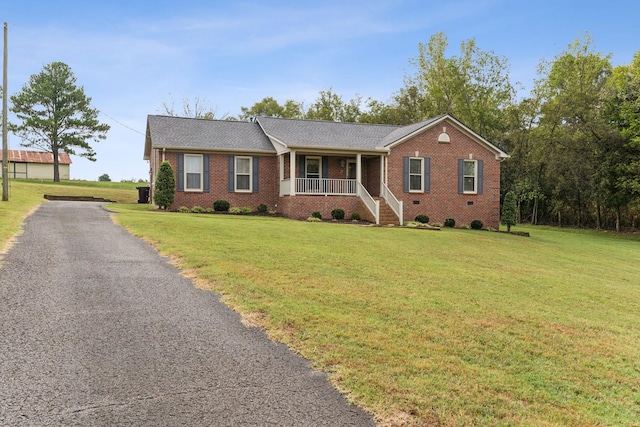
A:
[0, 150, 72, 180]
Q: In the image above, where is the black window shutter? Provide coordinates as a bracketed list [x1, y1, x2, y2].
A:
[403, 156, 409, 193]
[424, 157, 431, 193]
[252, 157, 259, 193]
[322, 156, 329, 178]
[203, 155, 210, 193]
[477, 160, 484, 195]
[299, 155, 305, 178]
[177, 154, 184, 192]
[458, 159, 464, 194]
[228, 155, 235, 192]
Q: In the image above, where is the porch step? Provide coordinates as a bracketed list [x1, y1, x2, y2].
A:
[375, 198, 401, 226]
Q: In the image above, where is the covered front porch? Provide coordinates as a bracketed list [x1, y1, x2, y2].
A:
[277, 151, 403, 225]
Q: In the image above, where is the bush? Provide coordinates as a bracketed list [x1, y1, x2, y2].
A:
[240, 206, 252, 213]
[213, 200, 230, 212]
[307, 216, 321, 222]
[192, 206, 206, 213]
[311, 211, 322, 219]
[432, 222, 443, 228]
[471, 219, 484, 230]
[351, 212, 361, 221]
[414, 214, 429, 224]
[501, 190, 517, 232]
[177, 206, 190, 213]
[257, 203, 268, 212]
[229, 206, 241, 214]
[460, 223, 469, 229]
[331, 208, 345, 220]
[444, 218, 455, 227]
[205, 208, 213, 213]
[154, 161, 176, 209]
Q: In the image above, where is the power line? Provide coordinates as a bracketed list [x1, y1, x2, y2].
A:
[98, 110, 144, 135]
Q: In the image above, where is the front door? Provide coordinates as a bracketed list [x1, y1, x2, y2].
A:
[346, 160, 357, 180]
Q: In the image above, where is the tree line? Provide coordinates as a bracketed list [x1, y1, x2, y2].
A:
[182, 32, 638, 231]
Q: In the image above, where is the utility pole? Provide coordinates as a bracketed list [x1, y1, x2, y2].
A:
[2, 22, 8, 201]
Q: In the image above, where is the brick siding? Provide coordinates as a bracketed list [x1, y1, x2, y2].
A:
[150, 118, 501, 228]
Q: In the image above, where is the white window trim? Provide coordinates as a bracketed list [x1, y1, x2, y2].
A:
[305, 156, 321, 179]
[409, 157, 424, 193]
[463, 159, 477, 194]
[235, 156, 252, 192]
[184, 154, 203, 192]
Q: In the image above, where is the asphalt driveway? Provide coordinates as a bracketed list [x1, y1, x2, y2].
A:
[0, 201, 375, 426]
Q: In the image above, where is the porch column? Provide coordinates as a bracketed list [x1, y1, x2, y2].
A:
[289, 150, 296, 196]
[379, 154, 385, 195]
[356, 153, 362, 184]
[279, 154, 285, 196]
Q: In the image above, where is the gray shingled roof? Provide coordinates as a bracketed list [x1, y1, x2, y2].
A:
[147, 115, 275, 152]
[256, 116, 401, 151]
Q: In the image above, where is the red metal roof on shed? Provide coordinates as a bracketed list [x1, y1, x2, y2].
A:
[0, 150, 72, 164]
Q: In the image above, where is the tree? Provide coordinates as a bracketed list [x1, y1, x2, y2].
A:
[160, 95, 221, 119]
[238, 97, 303, 121]
[154, 161, 175, 209]
[501, 190, 518, 232]
[98, 173, 111, 182]
[405, 32, 514, 140]
[9, 62, 110, 182]
[304, 88, 362, 122]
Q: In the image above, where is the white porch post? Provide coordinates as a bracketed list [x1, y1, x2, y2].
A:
[279, 154, 285, 196]
[289, 150, 296, 196]
[356, 153, 362, 184]
[379, 154, 385, 195]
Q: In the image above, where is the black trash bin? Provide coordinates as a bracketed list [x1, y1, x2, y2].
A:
[136, 185, 150, 204]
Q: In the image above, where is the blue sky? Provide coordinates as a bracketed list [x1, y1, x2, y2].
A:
[2, 0, 638, 181]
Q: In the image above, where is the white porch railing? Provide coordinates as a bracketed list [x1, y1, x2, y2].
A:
[293, 178, 357, 195]
[357, 182, 379, 225]
[381, 182, 403, 225]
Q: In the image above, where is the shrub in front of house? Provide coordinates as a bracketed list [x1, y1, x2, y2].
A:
[460, 223, 470, 229]
[213, 200, 230, 212]
[257, 203, 268, 212]
[351, 212, 361, 221]
[331, 208, 345, 220]
[240, 206, 252, 213]
[471, 219, 483, 230]
[311, 211, 322, 219]
[177, 206, 190, 213]
[444, 218, 456, 227]
[307, 216, 321, 222]
[191, 206, 206, 213]
[154, 161, 176, 209]
[229, 206, 241, 214]
[414, 214, 429, 224]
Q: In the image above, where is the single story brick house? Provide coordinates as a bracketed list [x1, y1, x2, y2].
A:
[143, 114, 508, 228]
[0, 150, 72, 180]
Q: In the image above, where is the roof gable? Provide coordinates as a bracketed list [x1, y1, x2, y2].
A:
[384, 115, 509, 160]
[0, 150, 72, 164]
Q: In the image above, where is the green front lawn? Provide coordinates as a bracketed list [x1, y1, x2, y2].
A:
[108, 205, 640, 426]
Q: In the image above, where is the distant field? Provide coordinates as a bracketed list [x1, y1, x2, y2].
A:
[109, 204, 640, 426]
[0, 179, 139, 253]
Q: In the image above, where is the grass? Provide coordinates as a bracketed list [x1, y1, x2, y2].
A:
[2, 180, 639, 425]
[107, 205, 640, 426]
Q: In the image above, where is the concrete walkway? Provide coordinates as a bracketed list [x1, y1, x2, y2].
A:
[0, 201, 375, 426]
